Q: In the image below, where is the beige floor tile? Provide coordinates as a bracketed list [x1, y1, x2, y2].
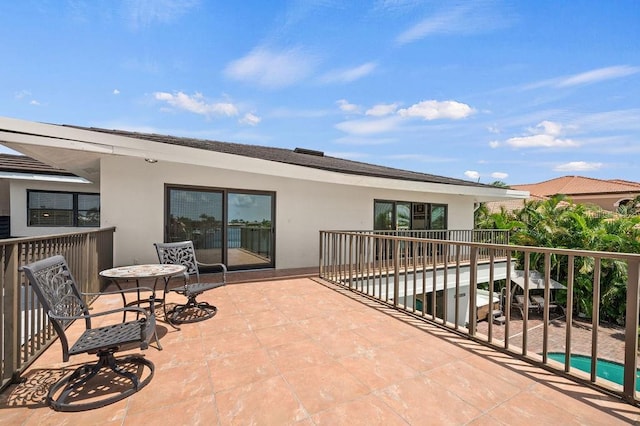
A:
[125, 364, 214, 415]
[282, 362, 370, 414]
[207, 348, 279, 392]
[242, 308, 291, 331]
[253, 322, 309, 348]
[267, 339, 334, 373]
[201, 330, 262, 359]
[338, 346, 420, 390]
[425, 360, 522, 411]
[311, 394, 408, 425]
[374, 375, 483, 425]
[123, 394, 219, 426]
[215, 376, 309, 425]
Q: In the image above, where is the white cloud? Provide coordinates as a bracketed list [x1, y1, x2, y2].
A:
[507, 134, 577, 148]
[554, 161, 603, 172]
[126, 0, 200, 30]
[491, 172, 508, 179]
[224, 47, 318, 89]
[398, 100, 475, 120]
[335, 98, 475, 136]
[524, 65, 640, 90]
[14, 90, 31, 99]
[113, 89, 120, 95]
[366, 103, 399, 117]
[558, 65, 640, 87]
[395, 3, 512, 45]
[489, 140, 500, 148]
[536, 120, 563, 136]
[319, 62, 377, 84]
[154, 91, 238, 117]
[15, 90, 41, 105]
[336, 99, 360, 113]
[505, 120, 578, 148]
[334, 136, 397, 146]
[239, 113, 261, 126]
[270, 107, 332, 118]
[464, 170, 480, 180]
[335, 117, 402, 135]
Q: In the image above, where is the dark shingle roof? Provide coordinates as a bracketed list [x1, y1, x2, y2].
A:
[0, 153, 75, 176]
[68, 126, 489, 188]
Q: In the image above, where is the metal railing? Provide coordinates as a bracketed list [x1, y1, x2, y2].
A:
[0, 227, 115, 390]
[319, 230, 640, 405]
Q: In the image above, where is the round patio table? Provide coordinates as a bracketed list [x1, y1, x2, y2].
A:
[100, 264, 187, 334]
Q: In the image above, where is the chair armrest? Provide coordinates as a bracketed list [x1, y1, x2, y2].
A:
[195, 261, 227, 273]
[48, 304, 153, 323]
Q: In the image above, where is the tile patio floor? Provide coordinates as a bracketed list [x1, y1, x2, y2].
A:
[2, 277, 640, 425]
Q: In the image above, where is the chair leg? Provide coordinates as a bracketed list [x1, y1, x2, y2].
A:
[168, 295, 217, 324]
[47, 351, 154, 412]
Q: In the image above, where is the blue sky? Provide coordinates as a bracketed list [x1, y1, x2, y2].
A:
[1, 0, 639, 185]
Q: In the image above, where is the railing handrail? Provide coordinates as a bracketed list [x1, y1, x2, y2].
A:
[320, 229, 640, 261]
[0, 226, 116, 244]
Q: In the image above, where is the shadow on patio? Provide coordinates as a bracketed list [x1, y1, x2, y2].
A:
[1, 277, 639, 425]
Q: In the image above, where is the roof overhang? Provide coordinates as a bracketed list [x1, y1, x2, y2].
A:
[0, 171, 90, 183]
[0, 116, 528, 202]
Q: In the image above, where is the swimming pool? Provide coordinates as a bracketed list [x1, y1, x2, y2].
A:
[548, 353, 640, 390]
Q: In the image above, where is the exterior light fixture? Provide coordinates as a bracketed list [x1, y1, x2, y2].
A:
[145, 158, 158, 163]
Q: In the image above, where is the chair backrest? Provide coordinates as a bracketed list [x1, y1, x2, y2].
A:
[155, 241, 200, 281]
[21, 255, 90, 355]
[514, 294, 525, 305]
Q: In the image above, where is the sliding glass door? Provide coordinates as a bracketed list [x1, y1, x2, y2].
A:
[227, 192, 274, 268]
[166, 186, 275, 270]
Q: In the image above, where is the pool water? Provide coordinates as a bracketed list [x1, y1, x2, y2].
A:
[548, 353, 640, 390]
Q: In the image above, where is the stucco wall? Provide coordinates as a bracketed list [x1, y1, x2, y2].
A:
[100, 156, 476, 269]
[9, 179, 100, 237]
[572, 194, 635, 211]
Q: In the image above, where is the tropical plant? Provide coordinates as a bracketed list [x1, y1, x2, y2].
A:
[476, 195, 639, 324]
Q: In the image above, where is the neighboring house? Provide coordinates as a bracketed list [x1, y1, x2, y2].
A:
[511, 176, 640, 212]
[0, 117, 527, 278]
[0, 153, 98, 238]
[485, 193, 548, 215]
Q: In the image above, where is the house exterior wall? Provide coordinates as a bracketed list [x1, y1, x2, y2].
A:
[100, 156, 476, 268]
[9, 179, 99, 237]
[571, 194, 638, 211]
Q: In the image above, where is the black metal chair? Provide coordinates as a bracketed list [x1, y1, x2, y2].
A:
[154, 240, 227, 325]
[21, 255, 157, 412]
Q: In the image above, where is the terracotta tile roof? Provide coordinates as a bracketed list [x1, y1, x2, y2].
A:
[67, 126, 490, 188]
[512, 176, 640, 196]
[0, 153, 75, 176]
[608, 179, 640, 188]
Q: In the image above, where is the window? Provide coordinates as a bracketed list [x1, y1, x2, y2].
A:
[374, 200, 447, 230]
[28, 190, 100, 227]
[166, 186, 275, 270]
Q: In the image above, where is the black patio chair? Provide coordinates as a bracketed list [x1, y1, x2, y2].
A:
[21, 255, 157, 412]
[154, 240, 227, 325]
